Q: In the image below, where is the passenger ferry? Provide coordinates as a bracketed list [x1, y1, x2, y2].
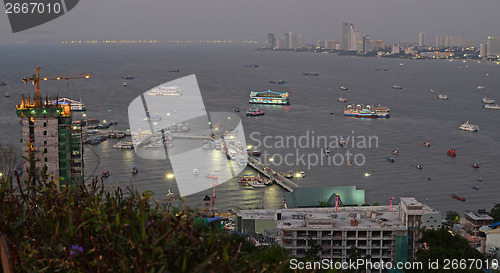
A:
[147, 86, 182, 96]
[49, 97, 86, 111]
[249, 90, 289, 105]
[344, 104, 390, 118]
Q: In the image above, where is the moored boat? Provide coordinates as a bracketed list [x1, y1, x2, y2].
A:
[113, 141, 134, 149]
[251, 149, 261, 156]
[239, 174, 256, 182]
[459, 121, 479, 132]
[484, 104, 500, 110]
[451, 194, 466, 201]
[132, 166, 138, 175]
[482, 97, 495, 104]
[247, 180, 266, 188]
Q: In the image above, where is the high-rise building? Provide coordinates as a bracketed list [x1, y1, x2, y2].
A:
[316, 40, 325, 48]
[449, 36, 462, 48]
[479, 44, 487, 58]
[348, 26, 361, 51]
[418, 32, 425, 46]
[436, 35, 445, 48]
[17, 96, 83, 185]
[342, 21, 353, 50]
[487, 37, 500, 57]
[391, 44, 400, 54]
[275, 37, 284, 49]
[267, 33, 275, 48]
[290, 34, 303, 49]
[325, 41, 335, 50]
[375, 40, 385, 50]
[362, 35, 372, 52]
[283, 33, 291, 50]
[16, 68, 85, 185]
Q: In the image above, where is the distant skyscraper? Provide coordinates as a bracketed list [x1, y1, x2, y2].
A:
[479, 44, 487, 58]
[487, 37, 500, 57]
[275, 37, 284, 49]
[284, 33, 291, 49]
[325, 41, 335, 50]
[375, 40, 385, 50]
[348, 26, 361, 51]
[267, 33, 275, 48]
[362, 35, 372, 52]
[391, 44, 400, 54]
[436, 35, 445, 48]
[419, 33, 425, 46]
[342, 21, 353, 50]
[448, 36, 462, 48]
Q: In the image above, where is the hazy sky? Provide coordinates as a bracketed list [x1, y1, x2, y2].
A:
[1, 0, 500, 45]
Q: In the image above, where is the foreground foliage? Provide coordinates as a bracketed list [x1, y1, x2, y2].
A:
[0, 174, 297, 272]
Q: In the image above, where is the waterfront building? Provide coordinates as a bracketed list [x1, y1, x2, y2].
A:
[348, 26, 361, 51]
[316, 40, 325, 48]
[375, 40, 385, 50]
[487, 37, 500, 57]
[237, 197, 441, 270]
[284, 32, 291, 50]
[436, 35, 445, 48]
[464, 211, 494, 238]
[274, 37, 284, 49]
[342, 21, 353, 50]
[325, 41, 335, 50]
[362, 35, 372, 52]
[462, 39, 474, 49]
[391, 44, 400, 54]
[448, 36, 462, 48]
[16, 68, 86, 185]
[17, 96, 83, 185]
[480, 44, 487, 58]
[418, 32, 425, 46]
[267, 33, 275, 48]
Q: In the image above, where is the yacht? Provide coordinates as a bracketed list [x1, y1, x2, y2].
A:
[482, 97, 495, 104]
[459, 121, 479, 132]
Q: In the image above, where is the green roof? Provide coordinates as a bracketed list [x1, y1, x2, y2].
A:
[284, 186, 365, 208]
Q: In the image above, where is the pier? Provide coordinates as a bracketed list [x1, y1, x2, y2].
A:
[246, 156, 299, 192]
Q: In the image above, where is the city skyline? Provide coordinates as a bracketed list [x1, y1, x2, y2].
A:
[1, 0, 500, 44]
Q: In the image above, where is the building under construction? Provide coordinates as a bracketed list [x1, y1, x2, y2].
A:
[16, 67, 90, 185]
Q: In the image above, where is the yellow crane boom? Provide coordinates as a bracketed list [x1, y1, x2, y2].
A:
[22, 67, 91, 107]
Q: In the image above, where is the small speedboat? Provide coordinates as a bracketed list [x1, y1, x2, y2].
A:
[447, 149, 457, 157]
[348, 160, 354, 165]
[392, 148, 399, 155]
[392, 85, 403, 89]
[416, 165, 423, 170]
[476, 85, 485, 90]
[472, 186, 479, 190]
[339, 138, 346, 147]
[472, 163, 480, 168]
[422, 141, 430, 147]
[338, 96, 348, 102]
[193, 168, 199, 175]
[451, 194, 466, 202]
[234, 107, 240, 112]
[477, 177, 482, 181]
[102, 170, 110, 177]
[252, 149, 261, 156]
[122, 75, 135, 80]
[123, 82, 127, 86]
[340, 86, 348, 90]
[324, 146, 331, 155]
[387, 157, 394, 163]
[5, 92, 9, 97]
[132, 166, 138, 175]
[364, 172, 372, 177]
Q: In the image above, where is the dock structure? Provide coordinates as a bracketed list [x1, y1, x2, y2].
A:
[246, 156, 299, 192]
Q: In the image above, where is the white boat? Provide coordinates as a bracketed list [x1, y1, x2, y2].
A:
[123, 82, 127, 86]
[438, 94, 449, 100]
[340, 86, 348, 90]
[113, 141, 134, 149]
[247, 180, 266, 188]
[338, 96, 348, 102]
[476, 86, 485, 90]
[484, 104, 500, 110]
[324, 147, 331, 155]
[147, 86, 182, 96]
[482, 97, 495, 104]
[5, 92, 9, 97]
[193, 168, 199, 175]
[49, 97, 86, 111]
[459, 121, 479, 132]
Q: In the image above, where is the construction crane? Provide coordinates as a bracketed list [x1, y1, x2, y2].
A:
[22, 67, 91, 107]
